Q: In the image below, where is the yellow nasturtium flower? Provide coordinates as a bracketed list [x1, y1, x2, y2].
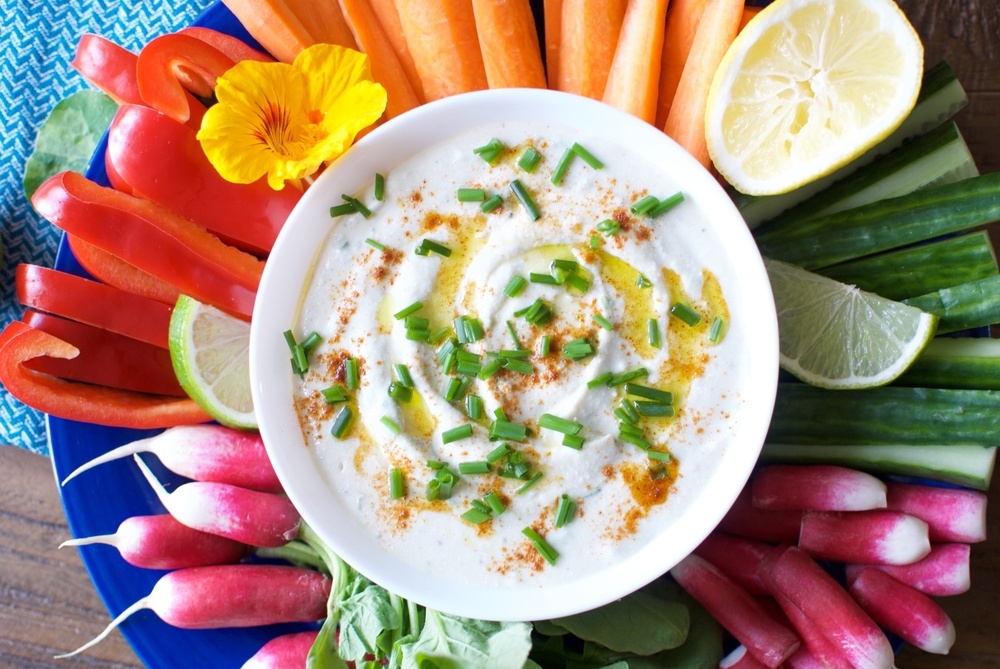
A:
[198, 43, 387, 190]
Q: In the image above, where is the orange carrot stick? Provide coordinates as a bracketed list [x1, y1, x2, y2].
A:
[654, 0, 709, 127]
[220, 0, 314, 62]
[544, 0, 563, 87]
[339, 0, 422, 119]
[367, 0, 426, 101]
[393, 0, 488, 101]
[662, 0, 744, 168]
[284, 0, 358, 49]
[602, 0, 671, 124]
[739, 4, 761, 32]
[472, 0, 547, 89]
[555, 0, 628, 100]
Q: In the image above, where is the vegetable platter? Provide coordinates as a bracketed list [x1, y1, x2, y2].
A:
[2, 0, 998, 667]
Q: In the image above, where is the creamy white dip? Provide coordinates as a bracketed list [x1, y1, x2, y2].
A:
[292, 122, 746, 587]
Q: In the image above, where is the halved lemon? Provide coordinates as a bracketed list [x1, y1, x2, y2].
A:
[706, 0, 923, 196]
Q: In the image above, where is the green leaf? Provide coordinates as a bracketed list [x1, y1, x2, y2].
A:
[307, 619, 351, 669]
[396, 610, 532, 669]
[338, 581, 401, 662]
[23, 90, 117, 199]
[612, 594, 723, 669]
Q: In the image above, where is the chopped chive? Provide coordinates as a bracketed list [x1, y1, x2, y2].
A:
[478, 358, 505, 380]
[467, 317, 485, 342]
[341, 194, 371, 219]
[587, 372, 614, 389]
[457, 187, 487, 202]
[458, 460, 491, 475]
[709, 316, 726, 343]
[510, 179, 541, 220]
[418, 239, 453, 257]
[394, 301, 423, 320]
[404, 316, 430, 332]
[670, 302, 702, 326]
[630, 195, 660, 216]
[365, 238, 385, 251]
[471, 498, 492, 514]
[455, 354, 482, 377]
[427, 459, 447, 469]
[387, 381, 413, 403]
[614, 407, 635, 424]
[522, 526, 558, 565]
[374, 173, 385, 201]
[563, 271, 591, 292]
[562, 434, 585, 450]
[321, 385, 349, 404]
[455, 376, 473, 397]
[596, 218, 620, 236]
[518, 146, 542, 173]
[649, 463, 668, 480]
[503, 357, 534, 375]
[442, 424, 474, 444]
[466, 394, 484, 420]
[414, 245, 430, 256]
[490, 418, 529, 442]
[481, 194, 504, 213]
[619, 430, 651, 451]
[486, 443, 511, 464]
[428, 326, 451, 344]
[619, 400, 641, 426]
[494, 407, 507, 421]
[647, 449, 672, 462]
[425, 478, 441, 501]
[635, 401, 675, 417]
[522, 299, 553, 326]
[453, 315, 470, 344]
[331, 406, 353, 439]
[516, 472, 543, 495]
[648, 192, 684, 218]
[461, 507, 492, 524]
[593, 313, 614, 331]
[636, 274, 652, 288]
[497, 349, 532, 358]
[618, 421, 644, 438]
[405, 328, 430, 342]
[648, 318, 661, 348]
[625, 383, 673, 405]
[550, 147, 575, 185]
[571, 142, 604, 169]
[282, 330, 298, 351]
[484, 490, 506, 515]
[589, 234, 601, 249]
[539, 335, 551, 357]
[444, 377, 463, 401]
[554, 494, 576, 527]
[389, 468, 405, 499]
[529, 272, 560, 285]
[562, 337, 595, 362]
[330, 202, 355, 217]
[504, 275, 528, 297]
[538, 413, 583, 435]
[609, 367, 649, 387]
[473, 138, 505, 164]
[300, 331, 322, 352]
[291, 344, 308, 376]
[344, 358, 359, 389]
[550, 259, 578, 272]
[380, 415, 401, 434]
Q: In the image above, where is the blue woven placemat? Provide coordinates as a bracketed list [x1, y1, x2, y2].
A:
[0, 0, 214, 455]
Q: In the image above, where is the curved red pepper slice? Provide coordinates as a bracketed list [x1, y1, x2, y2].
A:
[106, 105, 300, 255]
[22, 311, 184, 397]
[33, 172, 263, 321]
[0, 321, 211, 429]
[180, 27, 273, 63]
[136, 33, 236, 124]
[71, 34, 144, 105]
[17, 264, 173, 349]
[67, 235, 181, 306]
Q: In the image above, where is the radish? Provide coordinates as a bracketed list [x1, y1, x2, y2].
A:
[716, 487, 803, 544]
[60, 513, 249, 569]
[768, 590, 854, 669]
[670, 553, 800, 668]
[885, 481, 987, 543]
[134, 454, 301, 548]
[58, 565, 329, 658]
[798, 509, 930, 565]
[241, 630, 320, 669]
[757, 545, 895, 669]
[693, 532, 772, 596]
[848, 566, 956, 654]
[844, 543, 971, 597]
[751, 465, 887, 512]
[719, 644, 769, 669]
[61, 424, 283, 492]
[782, 646, 831, 669]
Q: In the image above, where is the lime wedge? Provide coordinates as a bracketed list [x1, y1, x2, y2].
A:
[169, 294, 256, 429]
[765, 258, 937, 389]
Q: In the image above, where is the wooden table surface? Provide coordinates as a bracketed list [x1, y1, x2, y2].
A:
[1, 1, 998, 667]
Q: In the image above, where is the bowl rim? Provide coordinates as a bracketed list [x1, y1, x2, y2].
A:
[250, 87, 779, 622]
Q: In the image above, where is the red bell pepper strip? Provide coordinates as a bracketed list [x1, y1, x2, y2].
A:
[17, 264, 173, 349]
[106, 105, 300, 255]
[136, 33, 236, 125]
[0, 321, 211, 428]
[22, 311, 185, 397]
[33, 172, 263, 321]
[180, 27, 273, 63]
[67, 235, 181, 306]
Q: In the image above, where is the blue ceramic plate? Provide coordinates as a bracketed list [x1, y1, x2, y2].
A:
[48, 4, 315, 667]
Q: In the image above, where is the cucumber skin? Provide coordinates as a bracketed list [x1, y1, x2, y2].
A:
[896, 338, 1000, 389]
[903, 274, 1000, 335]
[819, 231, 997, 301]
[754, 173, 1000, 270]
[767, 383, 1000, 446]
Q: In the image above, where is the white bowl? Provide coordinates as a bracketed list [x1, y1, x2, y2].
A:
[251, 89, 778, 622]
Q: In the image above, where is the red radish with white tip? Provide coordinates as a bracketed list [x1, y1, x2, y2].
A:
[758, 545, 895, 669]
[845, 543, 971, 597]
[798, 510, 930, 565]
[62, 424, 283, 492]
[57, 565, 329, 659]
[694, 532, 772, 596]
[848, 566, 956, 654]
[134, 454, 300, 548]
[751, 465, 887, 511]
[60, 513, 249, 569]
[670, 553, 800, 668]
[769, 589, 853, 669]
[885, 481, 987, 543]
[719, 644, 769, 669]
[241, 630, 320, 669]
[717, 487, 803, 544]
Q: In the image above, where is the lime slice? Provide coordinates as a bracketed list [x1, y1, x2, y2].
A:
[765, 258, 937, 389]
[169, 294, 256, 429]
[705, 0, 923, 195]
